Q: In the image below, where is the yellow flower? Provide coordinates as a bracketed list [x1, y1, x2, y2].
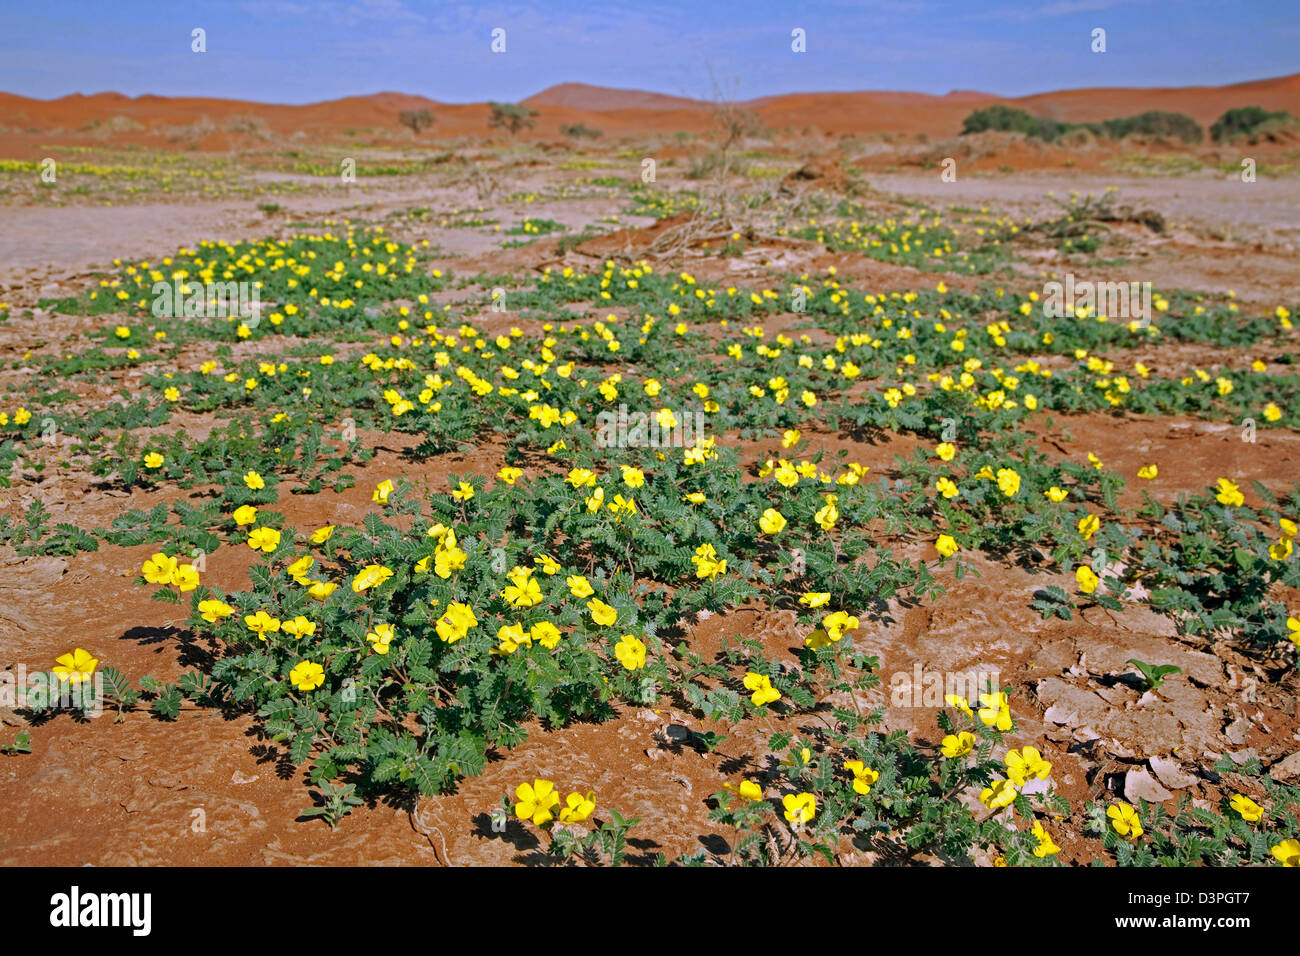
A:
[1137, 464, 1158, 480]
[372, 479, 394, 503]
[1215, 477, 1244, 507]
[247, 527, 281, 553]
[1077, 513, 1100, 540]
[232, 504, 258, 526]
[690, 543, 727, 580]
[607, 493, 637, 518]
[243, 470, 265, 490]
[1272, 839, 1300, 866]
[996, 468, 1021, 497]
[1229, 794, 1264, 822]
[935, 477, 959, 499]
[1044, 486, 1068, 503]
[566, 574, 594, 598]
[311, 525, 335, 544]
[289, 660, 325, 692]
[614, 634, 646, 670]
[773, 461, 799, 487]
[822, 610, 859, 640]
[497, 466, 523, 485]
[945, 694, 974, 717]
[1107, 802, 1143, 840]
[515, 779, 561, 826]
[282, 616, 316, 640]
[565, 468, 597, 489]
[742, 672, 781, 706]
[366, 622, 396, 654]
[935, 442, 956, 461]
[980, 779, 1017, 810]
[143, 452, 164, 469]
[759, 508, 787, 534]
[620, 465, 645, 488]
[198, 599, 235, 623]
[245, 610, 281, 639]
[941, 731, 975, 758]
[1032, 821, 1060, 857]
[587, 599, 619, 627]
[307, 581, 338, 601]
[782, 792, 817, 825]
[1076, 565, 1100, 594]
[450, 480, 475, 501]
[435, 537, 468, 578]
[935, 534, 959, 558]
[52, 648, 98, 684]
[530, 621, 563, 650]
[286, 555, 315, 584]
[558, 790, 596, 824]
[162, 557, 197, 591]
[843, 760, 879, 795]
[435, 602, 478, 644]
[495, 622, 530, 655]
[1005, 746, 1052, 786]
[804, 627, 837, 651]
[799, 592, 831, 608]
[351, 563, 394, 592]
[735, 780, 763, 802]
[978, 691, 1012, 731]
[1288, 615, 1300, 648]
[141, 552, 178, 585]
[814, 495, 839, 530]
[805, 610, 859, 649]
[1270, 538, 1293, 561]
[503, 566, 544, 608]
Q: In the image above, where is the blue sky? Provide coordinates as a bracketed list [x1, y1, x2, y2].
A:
[1, 0, 1296, 104]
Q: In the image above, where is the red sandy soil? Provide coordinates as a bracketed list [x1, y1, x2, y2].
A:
[3, 74, 1299, 151]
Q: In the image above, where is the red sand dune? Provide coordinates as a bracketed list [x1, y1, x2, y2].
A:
[523, 83, 705, 112]
[1, 74, 1298, 148]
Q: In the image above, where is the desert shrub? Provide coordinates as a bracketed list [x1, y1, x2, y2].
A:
[226, 115, 271, 139]
[1210, 106, 1297, 142]
[1057, 126, 1098, 148]
[398, 109, 436, 134]
[686, 151, 721, 180]
[1100, 111, 1202, 143]
[961, 105, 1066, 141]
[83, 115, 144, 135]
[964, 107, 1202, 144]
[560, 123, 603, 139]
[488, 102, 539, 137]
[164, 117, 216, 144]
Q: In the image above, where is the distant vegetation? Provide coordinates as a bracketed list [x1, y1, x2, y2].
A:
[488, 102, 539, 137]
[962, 105, 1203, 144]
[560, 122, 603, 139]
[1210, 106, 1298, 143]
[962, 105, 1066, 141]
[398, 108, 436, 134]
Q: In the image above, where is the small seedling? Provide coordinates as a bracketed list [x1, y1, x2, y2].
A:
[1127, 658, 1182, 691]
